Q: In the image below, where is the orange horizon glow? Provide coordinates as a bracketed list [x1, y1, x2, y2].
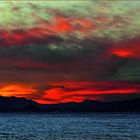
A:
[0, 81, 140, 104]
[0, 84, 36, 97]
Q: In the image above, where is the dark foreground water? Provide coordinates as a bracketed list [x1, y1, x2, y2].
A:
[0, 113, 140, 140]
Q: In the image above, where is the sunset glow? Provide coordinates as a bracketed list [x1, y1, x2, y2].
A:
[0, 1, 140, 104]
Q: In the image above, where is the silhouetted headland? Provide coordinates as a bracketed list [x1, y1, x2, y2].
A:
[0, 96, 140, 112]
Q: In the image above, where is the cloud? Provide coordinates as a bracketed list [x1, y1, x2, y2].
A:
[110, 38, 140, 59]
[0, 84, 36, 97]
[0, 80, 140, 104]
[0, 1, 140, 104]
[0, 1, 140, 43]
[33, 81, 140, 104]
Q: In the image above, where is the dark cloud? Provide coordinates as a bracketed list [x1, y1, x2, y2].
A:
[0, 37, 140, 84]
[0, 1, 140, 104]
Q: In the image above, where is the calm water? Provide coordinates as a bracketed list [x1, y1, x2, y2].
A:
[0, 113, 139, 140]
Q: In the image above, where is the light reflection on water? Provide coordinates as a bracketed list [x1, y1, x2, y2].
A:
[0, 113, 139, 140]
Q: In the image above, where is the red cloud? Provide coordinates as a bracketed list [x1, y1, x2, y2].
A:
[35, 81, 140, 104]
[0, 16, 94, 46]
[110, 38, 140, 59]
[0, 81, 139, 104]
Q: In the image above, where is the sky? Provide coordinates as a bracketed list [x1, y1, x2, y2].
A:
[0, 1, 140, 104]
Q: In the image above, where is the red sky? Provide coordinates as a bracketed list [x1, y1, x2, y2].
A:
[0, 81, 140, 104]
[0, 16, 140, 104]
[0, 1, 140, 104]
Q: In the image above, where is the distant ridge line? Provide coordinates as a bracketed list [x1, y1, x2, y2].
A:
[0, 96, 140, 112]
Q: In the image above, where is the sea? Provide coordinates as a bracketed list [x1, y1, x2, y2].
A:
[0, 113, 139, 140]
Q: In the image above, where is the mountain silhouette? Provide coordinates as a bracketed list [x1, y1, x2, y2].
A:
[0, 96, 140, 112]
